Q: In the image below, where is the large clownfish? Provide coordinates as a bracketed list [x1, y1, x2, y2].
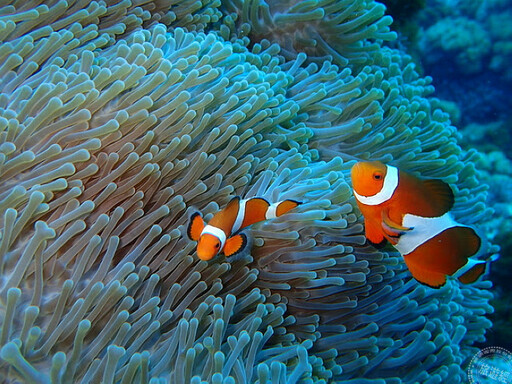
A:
[351, 161, 493, 288]
[187, 196, 300, 260]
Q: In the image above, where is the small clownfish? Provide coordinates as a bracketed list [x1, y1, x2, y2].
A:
[187, 196, 301, 261]
[351, 161, 493, 288]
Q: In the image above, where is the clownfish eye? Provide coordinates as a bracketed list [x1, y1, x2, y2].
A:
[215, 243, 220, 249]
[373, 172, 383, 180]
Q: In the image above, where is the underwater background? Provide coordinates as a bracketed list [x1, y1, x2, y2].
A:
[0, 0, 509, 383]
[383, 0, 512, 354]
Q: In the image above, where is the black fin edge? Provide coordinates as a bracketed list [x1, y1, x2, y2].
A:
[225, 233, 248, 257]
[187, 212, 202, 240]
[418, 278, 445, 289]
[227, 196, 241, 204]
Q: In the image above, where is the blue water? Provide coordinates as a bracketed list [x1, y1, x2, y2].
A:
[388, 0, 512, 354]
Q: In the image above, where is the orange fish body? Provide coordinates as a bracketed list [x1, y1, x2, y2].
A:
[188, 196, 300, 260]
[351, 161, 490, 288]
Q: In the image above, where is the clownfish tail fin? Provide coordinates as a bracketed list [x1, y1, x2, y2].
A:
[454, 228, 498, 284]
[224, 233, 247, 257]
[457, 262, 486, 284]
[458, 251, 499, 284]
[188, 212, 205, 241]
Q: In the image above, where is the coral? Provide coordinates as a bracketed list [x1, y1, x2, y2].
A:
[420, 17, 491, 75]
[419, 4, 512, 80]
[413, 0, 512, 108]
[487, 10, 512, 82]
[460, 122, 512, 158]
[0, 0, 495, 383]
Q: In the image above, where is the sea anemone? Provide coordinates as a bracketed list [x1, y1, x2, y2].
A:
[0, 1, 494, 382]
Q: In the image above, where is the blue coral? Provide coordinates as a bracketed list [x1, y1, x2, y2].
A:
[0, 1, 494, 383]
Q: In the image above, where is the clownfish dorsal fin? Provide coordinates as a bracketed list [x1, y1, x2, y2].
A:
[188, 212, 205, 241]
[422, 179, 455, 215]
[224, 233, 247, 257]
[226, 196, 241, 210]
[209, 196, 241, 234]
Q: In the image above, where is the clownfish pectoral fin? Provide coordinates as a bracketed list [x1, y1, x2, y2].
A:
[403, 255, 447, 288]
[364, 219, 386, 247]
[422, 179, 455, 215]
[381, 209, 412, 243]
[224, 233, 247, 257]
[188, 212, 205, 241]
